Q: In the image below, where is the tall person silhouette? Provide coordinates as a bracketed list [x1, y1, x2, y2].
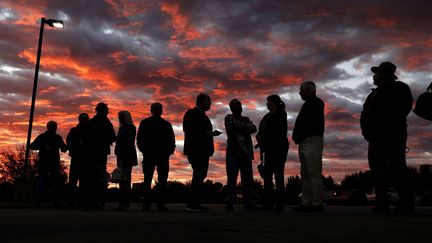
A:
[292, 81, 325, 212]
[183, 94, 221, 211]
[30, 121, 67, 208]
[81, 102, 116, 210]
[137, 103, 175, 211]
[256, 95, 288, 211]
[360, 61, 414, 213]
[224, 99, 257, 211]
[114, 110, 137, 210]
[66, 113, 89, 207]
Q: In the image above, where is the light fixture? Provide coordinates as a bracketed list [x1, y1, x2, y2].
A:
[44, 18, 64, 28]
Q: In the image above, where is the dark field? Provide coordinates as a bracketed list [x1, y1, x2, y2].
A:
[1, 204, 431, 243]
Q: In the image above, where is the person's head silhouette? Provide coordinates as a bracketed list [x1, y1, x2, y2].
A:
[266, 95, 285, 113]
[299, 81, 316, 101]
[118, 110, 133, 126]
[371, 61, 398, 87]
[78, 113, 89, 124]
[196, 93, 211, 112]
[95, 102, 109, 117]
[151, 103, 163, 117]
[229, 99, 242, 115]
[47, 121, 57, 134]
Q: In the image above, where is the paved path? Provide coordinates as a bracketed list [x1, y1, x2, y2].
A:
[1, 204, 431, 242]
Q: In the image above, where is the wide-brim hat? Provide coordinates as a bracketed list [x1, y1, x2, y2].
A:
[371, 61, 398, 80]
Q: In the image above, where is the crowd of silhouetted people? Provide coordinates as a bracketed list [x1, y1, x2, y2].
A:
[29, 61, 430, 213]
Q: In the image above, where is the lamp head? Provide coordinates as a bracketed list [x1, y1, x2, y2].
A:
[44, 18, 64, 28]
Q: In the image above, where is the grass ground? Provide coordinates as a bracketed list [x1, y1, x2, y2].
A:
[1, 204, 431, 243]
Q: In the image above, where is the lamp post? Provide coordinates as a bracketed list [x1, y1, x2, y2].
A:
[23, 17, 64, 177]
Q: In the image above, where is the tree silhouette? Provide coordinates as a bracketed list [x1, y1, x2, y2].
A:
[340, 170, 373, 193]
[285, 175, 302, 204]
[0, 145, 38, 184]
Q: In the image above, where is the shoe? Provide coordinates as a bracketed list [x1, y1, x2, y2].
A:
[186, 204, 209, 212]
[371, 205, 390, 213]
[293, 205, 324, 212]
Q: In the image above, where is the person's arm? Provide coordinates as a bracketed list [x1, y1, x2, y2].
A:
[114, 128, 121, 156]
[127, 125, 137, 147]
[244, 117, 257, 134]
[224, 115, 234, 131]
[66, 128, 74, 148]
[59, 135, 68, 153]
[311, 99, 325, 135]
[30, 134, 42, 150]
[66, 128, 75, 156]
[183, 109, 194, 134]
[109, 122, 116, 144]
[402, 84, 413, 117]
[269, 111, 288, 139]
[168, 122, 176, 155]
[292, 108, 303, 144]
[360, 92, 374, 141]
[137, 121, 145, 153]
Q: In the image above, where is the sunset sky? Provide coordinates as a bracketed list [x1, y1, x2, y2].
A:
[1, 0, 431, 184]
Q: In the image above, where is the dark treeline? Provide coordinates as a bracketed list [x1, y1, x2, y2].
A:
[2, 145, 431, 205]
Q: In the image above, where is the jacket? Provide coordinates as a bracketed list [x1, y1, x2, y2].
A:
[88, 114, 116, 156]
[115, 124, 138, 167]
[360, 80, 412, 142]
[183, 107, 214, 157]
[137, 116, 176, 158]
[292, 95, 325, 144]
[257, 109, 288, 154]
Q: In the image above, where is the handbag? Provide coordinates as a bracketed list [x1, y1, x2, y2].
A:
[110, 167, 128, 183]
[413, 82, 432, 121]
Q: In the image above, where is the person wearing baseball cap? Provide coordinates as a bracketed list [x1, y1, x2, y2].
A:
[360, 61, 415, 213]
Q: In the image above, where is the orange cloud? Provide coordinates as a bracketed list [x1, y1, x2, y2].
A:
[160, 1, 205, 42]
[19, 48, 120, 89]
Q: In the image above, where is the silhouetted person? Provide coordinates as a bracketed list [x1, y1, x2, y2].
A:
[80, 102, 116, 210]
[30, 121, 67, 208]
[183, 93, 221, 211]
[361, 61, 414, 213]
[66, 113, 89, 207]
[225, 99, 257, 211]
[137, 103, 175, 211]
[114, 110, 138, 210]
[292, 81, 325, 212]
[256, 95, 288, 211]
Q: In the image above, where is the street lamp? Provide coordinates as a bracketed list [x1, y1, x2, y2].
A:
[23, 17, 64, 177]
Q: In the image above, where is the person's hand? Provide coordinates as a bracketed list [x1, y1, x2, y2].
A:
[212, 130, 222, 136]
